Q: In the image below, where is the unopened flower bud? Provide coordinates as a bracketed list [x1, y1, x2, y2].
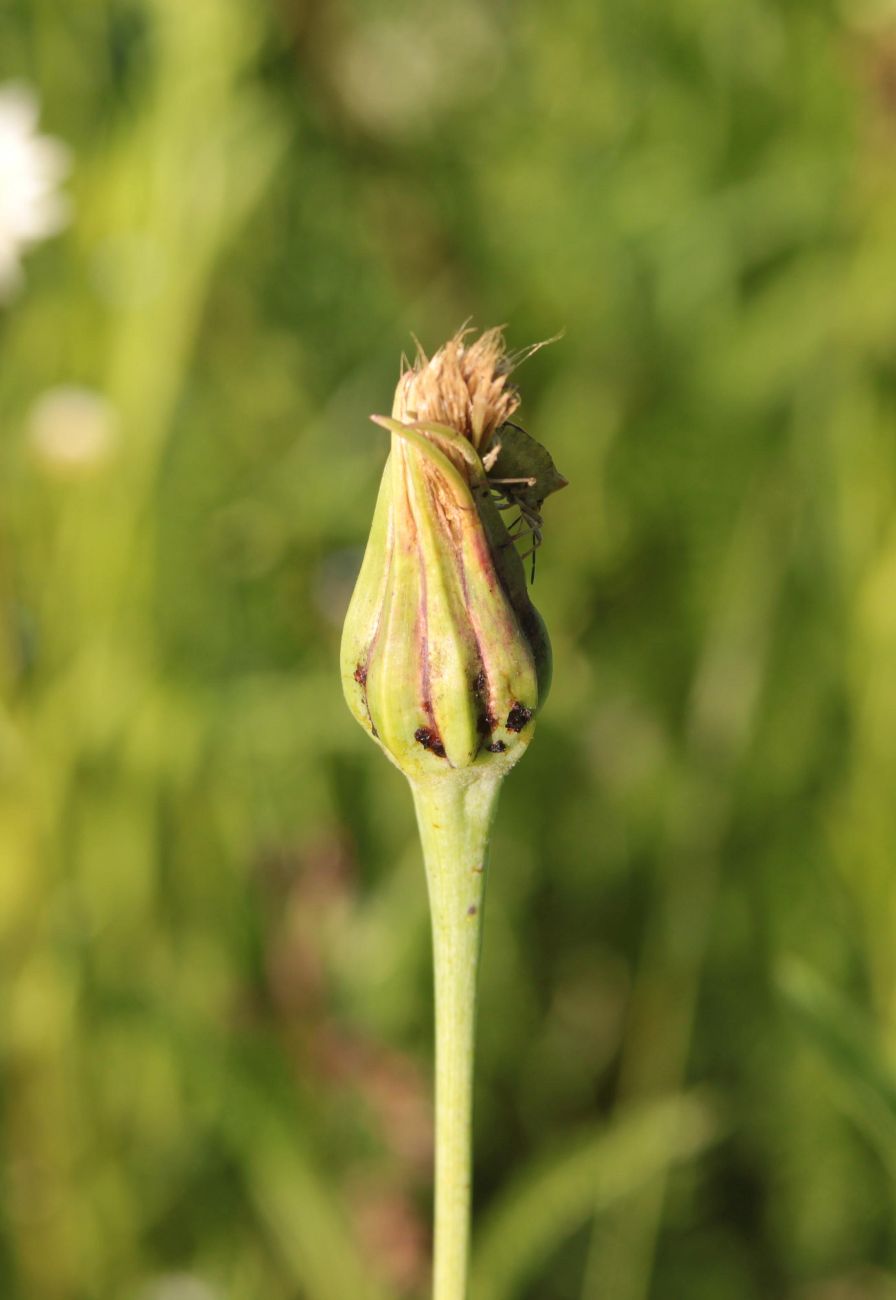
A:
[341, 328, 564, 781]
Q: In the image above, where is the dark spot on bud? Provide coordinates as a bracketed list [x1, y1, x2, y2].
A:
[474, 671, 496, 736]
[505, 702, 533, 733]
[487, 740, 507, 753]
[414, 727, 446, 758]
[355, 663, 376, 736]
[467, 905, 478, 917]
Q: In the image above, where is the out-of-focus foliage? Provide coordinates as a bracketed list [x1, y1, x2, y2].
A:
[3, 0, 896, 1297]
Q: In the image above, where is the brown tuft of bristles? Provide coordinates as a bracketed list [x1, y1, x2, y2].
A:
[392, 326, 521, 452]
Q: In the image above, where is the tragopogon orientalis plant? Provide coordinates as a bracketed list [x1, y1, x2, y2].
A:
[341, 327, 565, 1300]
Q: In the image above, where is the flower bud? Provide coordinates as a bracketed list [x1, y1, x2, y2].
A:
[340, 328, 561, 781]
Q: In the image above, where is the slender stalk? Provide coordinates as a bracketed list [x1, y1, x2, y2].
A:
[411, 772, 503, 1300]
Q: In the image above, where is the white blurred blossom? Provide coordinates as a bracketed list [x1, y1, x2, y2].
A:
[27, 386, 118, 475]
[331, 5, 498, 140]
[0, 83, 70, 299]
[135, 1275, 222, 1300]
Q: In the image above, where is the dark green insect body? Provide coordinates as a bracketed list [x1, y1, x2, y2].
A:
[483, 421, 568, 578]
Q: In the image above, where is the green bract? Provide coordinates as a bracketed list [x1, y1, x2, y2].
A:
[340, 330, 558, 781]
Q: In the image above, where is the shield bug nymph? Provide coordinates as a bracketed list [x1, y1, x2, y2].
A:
[482, 420, 568, 580]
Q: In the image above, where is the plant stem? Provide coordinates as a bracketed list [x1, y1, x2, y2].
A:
[411, 772, 503, 1300]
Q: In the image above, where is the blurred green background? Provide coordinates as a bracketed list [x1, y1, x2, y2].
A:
[3, 0, 896, 1297]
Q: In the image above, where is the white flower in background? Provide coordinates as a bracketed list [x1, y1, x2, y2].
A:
[0, 82, 70, 299]
[27, 386, 118, 476]
[135, 1275, 222, 1300]
[331, 4, 498, 141]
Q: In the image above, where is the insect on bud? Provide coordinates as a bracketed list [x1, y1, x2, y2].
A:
[341, 327, 565, 782]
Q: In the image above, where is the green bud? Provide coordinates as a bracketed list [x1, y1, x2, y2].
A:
[341, 328, 563, 781]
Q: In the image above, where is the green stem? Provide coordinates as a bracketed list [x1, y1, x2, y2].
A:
[411, 772, 503, 1300]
